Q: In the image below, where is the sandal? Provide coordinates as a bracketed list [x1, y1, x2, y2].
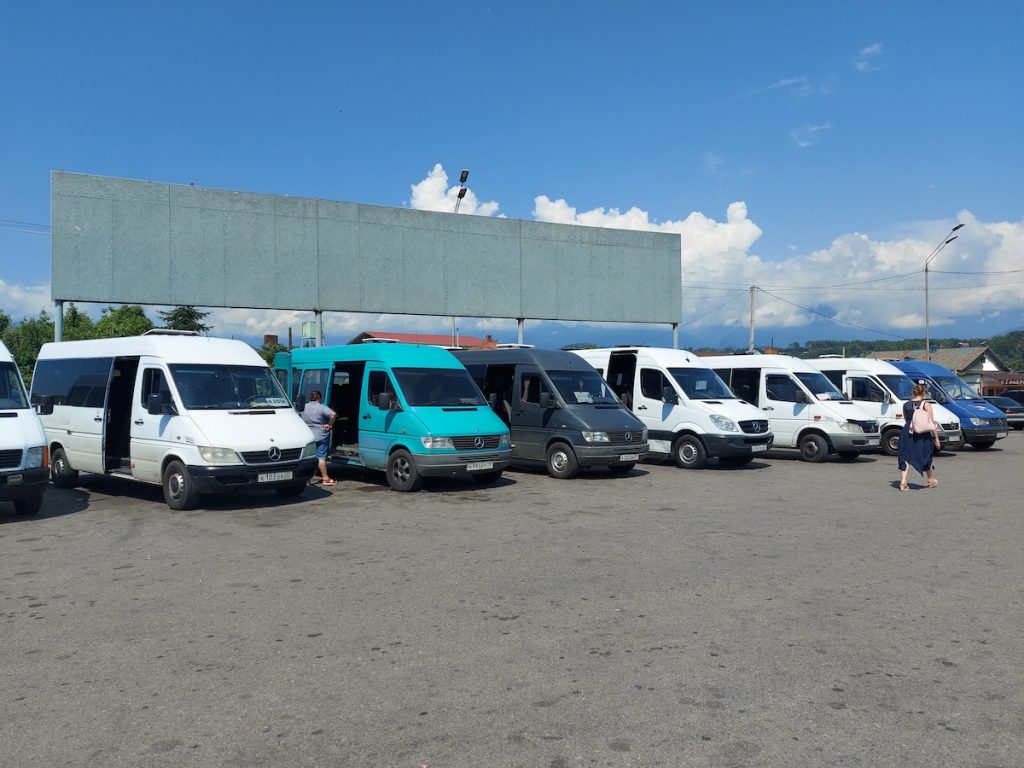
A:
[899, 482, 909, 492]
[927, 478, 938, 489]
[322, 479, 338, 485]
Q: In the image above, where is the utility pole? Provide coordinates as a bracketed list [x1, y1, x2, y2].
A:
[747, 285, 757, 353]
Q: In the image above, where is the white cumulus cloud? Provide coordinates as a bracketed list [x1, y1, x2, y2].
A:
[409, 163, 501, 217]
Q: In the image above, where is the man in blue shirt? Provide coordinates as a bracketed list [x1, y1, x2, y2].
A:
[301, 390, 336, 485]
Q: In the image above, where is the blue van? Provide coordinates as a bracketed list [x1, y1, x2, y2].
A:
[275, 344, 511, 491]
[892, 360, 1007, 450]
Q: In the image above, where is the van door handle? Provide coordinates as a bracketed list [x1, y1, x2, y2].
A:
[134, 419, 144, 426]
[362, 414, 371, 420]
[637, 405, 647, 410]
[763, 406, 774, 411]
[94, 416, 104, 422]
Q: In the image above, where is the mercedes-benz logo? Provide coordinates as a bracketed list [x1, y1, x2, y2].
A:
[473, 436, 485, 449]
[268, 446, 282, 462]
[624, 432, 633, 443]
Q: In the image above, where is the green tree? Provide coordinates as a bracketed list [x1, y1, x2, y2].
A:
[0, 309, 10, 335]
[62, 303, 96, 341]
[94, 305, 153, 338]
[256, 339, 288, 366]
[1, 311, 54, 382]
[158, 305, 212, 333]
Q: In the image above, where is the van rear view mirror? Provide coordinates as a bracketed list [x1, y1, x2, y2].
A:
[662, 386, 679, 405]
[377, 392, 401, 411]
[36, 395, 54, 416]
[295, 394, 307, 411]
[539, 392, 558, 409]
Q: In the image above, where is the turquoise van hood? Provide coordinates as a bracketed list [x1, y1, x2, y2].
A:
[409, 406, 509, 437]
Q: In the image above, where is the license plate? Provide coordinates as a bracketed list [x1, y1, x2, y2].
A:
[751, 444, 768, 452]
[998, 431, 1008, 438]
[619, 453, 640, 462]
[258, 471, 293, 483]
[467, 461, 493, 471]
[6, 474, 23, 485]
[867, 439, 879, 446]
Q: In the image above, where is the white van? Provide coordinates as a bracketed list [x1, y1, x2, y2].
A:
[571, 347, 773, 468]
[30, 332, 318, 510]
[807, 357, 962, 455]
[1, 341, 49, 514]
[702, 354, 880, 462]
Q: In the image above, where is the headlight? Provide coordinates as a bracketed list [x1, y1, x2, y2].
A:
[26, 446, 46, 469]
[198, 446, 241, 464]
[499, 433, 511, 448]
[301, 441, 317, 459]
[420, 436, 454, 450]
[840, 421, 864, 434]
[582, 431, 610, 443]
[970, 417, 986, 426]
[709, 415, 737, 432]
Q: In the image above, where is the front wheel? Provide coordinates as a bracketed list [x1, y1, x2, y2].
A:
[672, 435, 707, 469]
[14, 491, 44, 515]
[386, 449, 423, 492]
[50, 447, 79, 488]
[545, 443, 578, 479]
[162, 460, 201, 510]
[969, 440, 995, 451]
[798, 433, 829, 463]
[882, 429, 901, 456]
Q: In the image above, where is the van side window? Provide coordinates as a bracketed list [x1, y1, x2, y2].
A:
[850, 377, 884, 402]
[823, 371, 844, 389]
[725, 368, 759, 406]
[766, 374, 800, 403]
[640, 368, 669, 400]
[141, 368, 171, 406]
[31, 357, 111, 408]
[521, 374, 547, 404]
[367, 370, 397, 405]
[299, 368, 329, 401]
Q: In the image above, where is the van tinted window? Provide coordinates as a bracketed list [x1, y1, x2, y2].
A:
[31, 357, 112, 408]
[640, 368, 670, 400]
[141, 368, 172, 406]
[368, 370, 397, 405]
[0, 363, 30, 409]
[766, 374, 801, 403]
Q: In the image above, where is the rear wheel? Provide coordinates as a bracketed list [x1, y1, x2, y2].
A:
[882, 429, 901, 456]
[798, 433, 829, 463]
[162, 460, 201, 510]
[472, 470, 503, 484]
[386, 449, 423, 492]
[275, 482, 307, 498]
[13, 491, 44, 515]
[50, 447, 79, 488]
[672, 435, 707, 469]
[969, 440, 995, 451]
[545, 443, 578, 479]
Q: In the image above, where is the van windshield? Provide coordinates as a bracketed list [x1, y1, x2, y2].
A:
[169, 365, 291, 410]
[934, 375, 982, 401]
[0, 362, 30, 409]
[547, 370, 619, 405]
[878, 374, 915, 400]
[794, 372, 847, 401]
[668, 367, 734, 400]
[393, 368, 486, 407]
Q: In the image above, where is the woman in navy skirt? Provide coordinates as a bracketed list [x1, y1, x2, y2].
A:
[898, 383, 940, 490]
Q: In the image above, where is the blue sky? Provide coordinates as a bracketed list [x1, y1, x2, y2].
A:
[2, 1, 1022, 350]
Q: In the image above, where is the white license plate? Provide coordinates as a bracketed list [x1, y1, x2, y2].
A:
[998, 431, 1008, 438]
[751, 444, 768, 452]
[867, 439, 879, 446]
[258, 471, 293, 483]
[467, 461, 493, 471]
[6, 474, 23, 485]
[619, 453, 640, 462]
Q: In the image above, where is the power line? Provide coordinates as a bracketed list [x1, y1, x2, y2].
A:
[757, 287, 909, 340]
[680, 290, 747, 328]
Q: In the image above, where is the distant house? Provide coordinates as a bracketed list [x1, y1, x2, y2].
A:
[347, 330, 490, 349]
[865, 347, 1010, 394]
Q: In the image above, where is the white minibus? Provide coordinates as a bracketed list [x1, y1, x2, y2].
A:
[30, 332, 317, 509]
[807, 357, 962, 455]
[702, 354, 880, 462]
[571, 347, 772, 468]
[1, 341, 49, 514]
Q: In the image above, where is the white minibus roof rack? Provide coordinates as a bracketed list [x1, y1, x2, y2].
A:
[144, 328, 199, 336]
[495, 343, 535, 349]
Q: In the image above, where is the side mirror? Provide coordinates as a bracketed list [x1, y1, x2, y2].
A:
[36, 395, 54, 416]
[148, 392, 176, 415]
[882, 390, 892, 405]
[377, 391, 401, 411]
[539, 392, 558, 409]
[294, 394, 307, 411]
[662, 386, 679, 405]
[487, 392, 497, 408]
[796, 390, 810, 404]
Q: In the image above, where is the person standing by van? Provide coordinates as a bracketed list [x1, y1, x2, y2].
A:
[898, 384, 940, 491]
[303, 390, 337, 485]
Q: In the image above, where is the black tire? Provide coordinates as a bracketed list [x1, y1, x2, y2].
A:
[50, 447, 79, 489]
[13, 491, 44, 515]
[837, 450, 860, 461]
[719, 455, 755, 467]
[969, 440, 995, 451]
[386, 449, 423, 492]
[275, 482, 307, 498]
[472, 470, 503, 484]
[672, 435, 707, 469]
[608, 463, 635, 474]
[545, 443, 578, 479]
[162, 459, 201, 510]
[882, 429, 901, 457]
[798, 433, 829, 463]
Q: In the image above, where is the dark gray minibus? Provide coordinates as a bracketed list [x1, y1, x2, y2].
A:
[453, 349, 648, 478]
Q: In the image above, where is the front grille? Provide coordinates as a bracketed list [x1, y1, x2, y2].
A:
[0, 449, 22, 469]
[849, 419, 878, 434]
[241, 448, 303, 464]
[941, 422, 959, 431]
[739, 420, 770, 434]
[606, 431, 643, 445]
[451, 435, 502, 450]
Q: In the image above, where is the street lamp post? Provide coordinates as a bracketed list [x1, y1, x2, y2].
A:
[924, 223, 965, 361]
[453, 168, 469, 213]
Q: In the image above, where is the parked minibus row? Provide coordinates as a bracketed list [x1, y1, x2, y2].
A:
[1, 332, 1008, 513]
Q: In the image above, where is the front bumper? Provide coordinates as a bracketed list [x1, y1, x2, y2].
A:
[574, 442, 649, 467]
[187, 458, 318, 493]
[412, 449, 512, 478]
[0, 467, 49, 501]
[961, 426, 1006, 443]
[703, 433, 774, 458]
[829, 432, 881, 452]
